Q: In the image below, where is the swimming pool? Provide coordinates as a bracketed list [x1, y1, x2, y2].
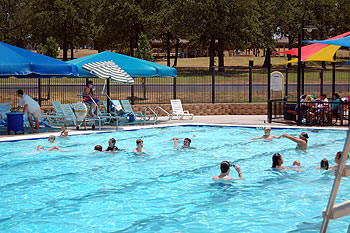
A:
[0, 125, 349, 232]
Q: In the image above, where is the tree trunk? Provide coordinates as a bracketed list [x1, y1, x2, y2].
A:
[173, 38, 180, 67]
[209, 36, 215, 70]
[166, 32, 171, 66]
[129, 38, 134, 57]
[142, 77, 146, 100]
[218, 38, 224, 72]
[70, 44, 74, 60]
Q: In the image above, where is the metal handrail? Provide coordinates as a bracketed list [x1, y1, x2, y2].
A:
[320, 124, 350, 233]
[154, 106, 171, 120]
[144, 106, 157, 123]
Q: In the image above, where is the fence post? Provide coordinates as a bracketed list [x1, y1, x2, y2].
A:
[38, 78, 41, 106]
[301, 62, 305, 95]
[268, 100, 272, 123]
[211, 66, 215, 104]
[173, 76, 176, 100]
[249, 60, 253, 103]
[332, 62, 336, 97]
[320, 69, 324, 96]
[285, 66, 288, 100]
[131, 84, 135, 105]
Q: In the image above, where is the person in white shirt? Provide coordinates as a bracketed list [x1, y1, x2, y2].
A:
[17, 89, 41, 132]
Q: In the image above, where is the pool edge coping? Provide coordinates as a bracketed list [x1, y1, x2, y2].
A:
[0, 123, 348, 143]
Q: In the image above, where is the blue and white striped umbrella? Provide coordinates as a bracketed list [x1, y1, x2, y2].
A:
[82, 60, 134, 84]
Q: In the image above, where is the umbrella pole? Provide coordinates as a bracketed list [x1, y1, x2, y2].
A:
[107, 78, 110, 113]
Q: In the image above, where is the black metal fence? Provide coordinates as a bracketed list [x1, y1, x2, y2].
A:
[1, 66, 349, 107]
[268, 99, 350, 126]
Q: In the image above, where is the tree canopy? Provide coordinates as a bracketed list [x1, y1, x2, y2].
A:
[0, 0, 349, 66]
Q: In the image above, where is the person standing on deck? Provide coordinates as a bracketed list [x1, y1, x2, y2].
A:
[17, 89, 41, 132]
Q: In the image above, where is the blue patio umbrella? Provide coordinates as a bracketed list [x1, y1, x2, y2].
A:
[0, 41, 78, 78]
[0, 41, 79, 106]
[67, 51, 176, 78]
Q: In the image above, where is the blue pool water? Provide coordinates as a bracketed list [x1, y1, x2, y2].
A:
[0, 126, 349, 233]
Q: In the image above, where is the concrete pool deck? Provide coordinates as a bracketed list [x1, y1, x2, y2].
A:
[0, 115, 348, 142]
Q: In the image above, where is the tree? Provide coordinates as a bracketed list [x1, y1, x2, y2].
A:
[135, 33, 153, 100]
[36, 36, 59, 58]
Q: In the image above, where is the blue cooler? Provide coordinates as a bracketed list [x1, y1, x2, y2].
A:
[7, 112, 24, 133]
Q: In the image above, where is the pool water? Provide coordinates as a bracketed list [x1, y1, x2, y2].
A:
[0, 126, 349, 233]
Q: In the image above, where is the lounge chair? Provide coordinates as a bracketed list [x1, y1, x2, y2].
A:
[121, 100, 151, 121]
[170, 99, 194, 120]
[0, 103, 11, 126]
[61, 104, 102, 130]
[42, 101, 65, 125]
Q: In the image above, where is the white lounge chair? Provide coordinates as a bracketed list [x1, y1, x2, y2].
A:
[0, 103, 11, 127]
[61, 104, 102, 130]
[42, 101, 65, 125]
[170, 99, 193, 120]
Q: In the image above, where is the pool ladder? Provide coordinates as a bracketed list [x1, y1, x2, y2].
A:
[320, 124, 350, 233]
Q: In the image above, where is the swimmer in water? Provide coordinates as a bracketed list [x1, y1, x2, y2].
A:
[250, 127, 281, 141]
[133, 139, 146, 153]
[281, 132, 309, 150]
[37, 145, 64, 152]
[315, 158, 329, 170]
[272, 153, 285, 169]
[105, 138, 119, 152]
[48, 135, 56, 144]
[292, 160, 301, 167]
[92, 144, 118, 154]
[330, 152, 349, 170]
[213, 161, 243, 180]
[173, 137, 197, 149]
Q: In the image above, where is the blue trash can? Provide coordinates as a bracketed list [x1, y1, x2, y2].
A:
[7, 112, 24, 133]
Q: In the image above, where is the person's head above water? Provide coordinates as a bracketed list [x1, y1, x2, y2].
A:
[335, 151, 349, 164]
[136, 139, 143, 146]
[109, 138, 116, 146]
[264, 127, 271, 135]
[94, 145, 103, 152]
[272, 153, 283, 168]
[293, 160, 301, 167]
[48, 135, 56, 143]
[299, 132, 309, 142]
[183, 138, 191, 146]
[220, 161, 231, 173]
[320, 158, 329, 170]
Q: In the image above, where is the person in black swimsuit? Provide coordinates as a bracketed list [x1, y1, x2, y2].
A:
[106, 138, 119, 151]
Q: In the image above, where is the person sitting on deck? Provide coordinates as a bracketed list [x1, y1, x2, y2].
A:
[213, 161, 243, 180]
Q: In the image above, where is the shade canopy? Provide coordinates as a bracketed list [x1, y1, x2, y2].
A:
[68, 51, 177, 78]
[274, 31, 350, 64]
[0, 41, 79, 78]
[82, 61, 134, 84]
[304, 36, 350, 47]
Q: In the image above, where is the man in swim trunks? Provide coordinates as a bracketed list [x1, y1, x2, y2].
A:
[133, 139, 146, 153]
[213, 161, 243, 180]
[83, 81, 100, 117]
[281, 132, 309, 150]
[250, 127, 281, 141]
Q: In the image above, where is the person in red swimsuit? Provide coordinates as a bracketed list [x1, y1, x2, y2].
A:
[83, 81, 100, 117]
